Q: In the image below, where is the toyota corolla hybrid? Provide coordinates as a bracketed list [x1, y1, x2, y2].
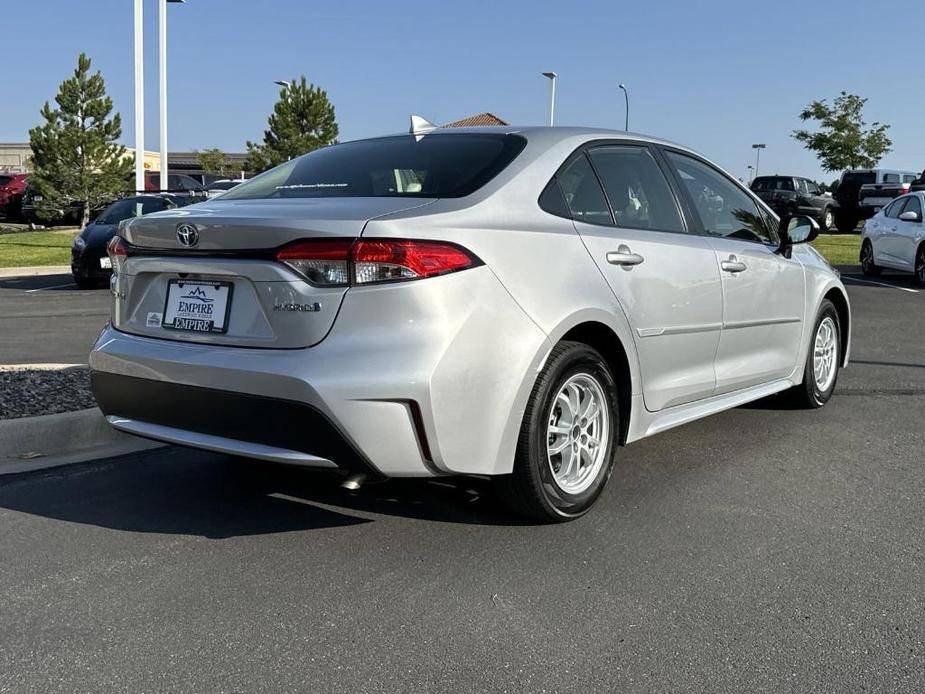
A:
[90, 126, 850, 521]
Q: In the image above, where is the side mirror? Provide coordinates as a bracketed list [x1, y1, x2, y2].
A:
[777, 215, 819, 258]
[900, 210, 922, 223]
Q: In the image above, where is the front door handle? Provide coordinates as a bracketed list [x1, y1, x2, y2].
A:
[721, 255, 747, 273]
[606, 244, 644, 267]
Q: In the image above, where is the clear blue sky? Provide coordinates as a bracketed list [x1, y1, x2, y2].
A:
[5, 0, 924, 183]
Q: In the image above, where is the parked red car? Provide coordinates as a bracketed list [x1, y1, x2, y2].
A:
[0, 173, 29, 220]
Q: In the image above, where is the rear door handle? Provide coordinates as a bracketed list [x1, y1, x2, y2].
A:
[720, 255, 747, 273]
[606, 244, 644, 267]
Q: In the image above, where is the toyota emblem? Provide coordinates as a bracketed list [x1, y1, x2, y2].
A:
[176, 223, 199, 248]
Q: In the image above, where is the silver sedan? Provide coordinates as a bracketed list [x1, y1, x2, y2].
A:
[90, 126, 850, 522]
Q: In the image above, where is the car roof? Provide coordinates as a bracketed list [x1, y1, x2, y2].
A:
[362, 124, 696, 152]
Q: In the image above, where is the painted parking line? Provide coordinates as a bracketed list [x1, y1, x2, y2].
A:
[24, 281, 77, 293]
[842, 276, 919, 293]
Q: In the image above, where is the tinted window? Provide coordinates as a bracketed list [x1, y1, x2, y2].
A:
[884, 198, 906, 218]
[750, 177, 795, 192]
[882, 173, 900, 184]
[221, 134, 526, 200]
[96, 197, 170, 225]
[904, 195, 922, 218]
[588, 146, 684, 233]
[0, 176, 12, 187]
[666, 151, 778, 245]
[904, 174, 917, 184]
[538, 178, 570, 219]
[556, 155, 612, 226]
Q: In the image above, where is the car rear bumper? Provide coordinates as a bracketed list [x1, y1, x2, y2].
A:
[89, 267, 549, 478]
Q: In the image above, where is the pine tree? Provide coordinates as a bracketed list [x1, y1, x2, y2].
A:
[29, 53, 131, 227]
[246, 77, 338, 172]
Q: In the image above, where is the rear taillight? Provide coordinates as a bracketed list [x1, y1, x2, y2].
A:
[107, 236, 130, 274]
[276, 238, 479, 287]
[276, 239, 352, 287]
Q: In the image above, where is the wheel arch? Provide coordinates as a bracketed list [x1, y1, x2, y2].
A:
[551, 318, 637, 445]
[822, 285, 851, 367]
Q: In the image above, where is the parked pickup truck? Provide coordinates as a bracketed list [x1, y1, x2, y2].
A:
[750, 176, 835, 230]
[834, 169, 917, 232]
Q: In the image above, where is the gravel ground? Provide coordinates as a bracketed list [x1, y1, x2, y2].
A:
[0, 365, 95, 419]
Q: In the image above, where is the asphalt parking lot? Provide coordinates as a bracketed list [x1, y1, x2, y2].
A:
[1, 269, 923, 692]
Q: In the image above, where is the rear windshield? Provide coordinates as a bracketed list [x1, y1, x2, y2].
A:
[221, 134, 527, 200]
[0, 176, 12, 187]
[96, 197, 171, 225]
[751, 177, 794, 192]
[842, 172, 876, 186]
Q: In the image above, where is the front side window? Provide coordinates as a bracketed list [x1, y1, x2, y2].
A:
[882, 173, 900, 184]
[884, 198, 906, 218]
[221, 134, 526, 200]
[588, 146, 684, 233]
[904, 174, 917, 184]
[903, 195, 922, 218]
[555, 155, 613, 226]
[665, 151, 778, 245]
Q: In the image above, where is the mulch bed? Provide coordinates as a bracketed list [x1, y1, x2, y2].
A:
[0, 365, 96, 419]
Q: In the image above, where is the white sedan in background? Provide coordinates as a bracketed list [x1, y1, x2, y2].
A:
[860, 192, 925, 285]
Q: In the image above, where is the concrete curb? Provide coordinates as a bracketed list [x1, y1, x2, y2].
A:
[0, 265, 71, 278]
[0, 407, 164, 475]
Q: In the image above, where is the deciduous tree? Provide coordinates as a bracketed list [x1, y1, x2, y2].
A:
[792, 92, 891, 172]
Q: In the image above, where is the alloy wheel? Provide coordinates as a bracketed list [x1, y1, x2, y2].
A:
[546, 373, 610, 495]
[813, 316, 838, 393]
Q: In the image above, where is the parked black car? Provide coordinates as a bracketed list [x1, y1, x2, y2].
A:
[750, 176, 835, 230]
[71, 194, 190, 288]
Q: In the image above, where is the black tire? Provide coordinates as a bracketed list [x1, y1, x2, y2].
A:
[915, 244, 925, 287]
[73, 274, 98, 290]
[821, 206, 835, 232]
[497, 341, 619, 523]
[835, 211, 858, 234]
[789, 300, 840, 409]
[860, 239, 881, 276]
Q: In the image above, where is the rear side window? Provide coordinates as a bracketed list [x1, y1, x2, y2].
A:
[588, 146, 684, 233]
[904, 174, 917, 184]
[556, 155, 613, 226]
[221, 134, 526, 200]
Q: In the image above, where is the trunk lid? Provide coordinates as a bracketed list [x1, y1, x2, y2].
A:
[113, 197, 435, 348]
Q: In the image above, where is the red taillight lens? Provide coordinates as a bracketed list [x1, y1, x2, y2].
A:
[276, 239, 352, 286]
[276, 238, 479, 286]
[352, 239, 476, 284]
[107, 236, 130, 274]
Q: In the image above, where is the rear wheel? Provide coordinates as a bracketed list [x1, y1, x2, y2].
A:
[821, 207, 835, 231]
[860, 239, 881, 276]
[498, 341, 619, 522]
[915, 244, 925, 287]
[789, 300, 840, 408]
[73, 274, 98, 290]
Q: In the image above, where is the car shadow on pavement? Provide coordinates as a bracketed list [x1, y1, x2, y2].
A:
[0, 446, 526, 538]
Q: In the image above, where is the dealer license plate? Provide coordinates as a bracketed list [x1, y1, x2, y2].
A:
[100, 257, 112, 269]
[162, 279, 233, 333]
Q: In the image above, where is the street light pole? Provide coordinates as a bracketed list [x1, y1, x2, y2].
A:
[747, 164, 754, 183]
[752, 143, 766, 179]
[158, 0, 168, 191]
[158, 0, 185, 192]
[134, 0, 144, 193]
[542, 72, 557, 126]
[619, 83, 629, 131]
